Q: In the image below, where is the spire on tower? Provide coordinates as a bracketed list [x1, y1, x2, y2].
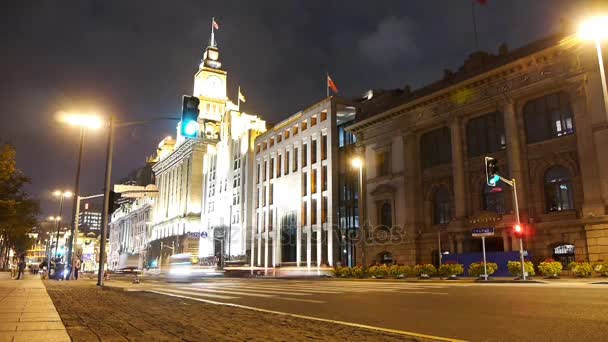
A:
[200, 17, 221, 70]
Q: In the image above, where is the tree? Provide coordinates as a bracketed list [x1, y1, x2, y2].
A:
[0, 144, 39, 269]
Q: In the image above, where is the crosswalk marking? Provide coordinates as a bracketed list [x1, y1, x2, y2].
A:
[144, 279, 454, 305]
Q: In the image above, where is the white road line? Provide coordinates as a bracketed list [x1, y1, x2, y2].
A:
[151, 288, 237, 300]
[178, 287, 326, 303]
[145, 290, 465, 342]
[199, 285, 313, 296]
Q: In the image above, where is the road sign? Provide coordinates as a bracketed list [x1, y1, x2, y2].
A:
[472, 227, 495, 237]
[187, 232, 200, 239]
[201, 231, 208, 238]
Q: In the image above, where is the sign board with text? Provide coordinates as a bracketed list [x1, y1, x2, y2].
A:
[472, 227, 495, 238]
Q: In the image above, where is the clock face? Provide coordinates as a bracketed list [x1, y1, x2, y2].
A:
[204, 75, 223, 98]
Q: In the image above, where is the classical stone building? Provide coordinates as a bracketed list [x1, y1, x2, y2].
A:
[251, 97, 358, 269]
[348, 32, 608, 267]
[147, 30, 266, 266]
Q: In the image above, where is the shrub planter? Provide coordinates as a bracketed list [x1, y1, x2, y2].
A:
[468, 262, 498, 280]
[568, 261, 592, 277]
[538, 259, 563, 279]
[507, 260, 535, 279]
[415, 264, 437, 279]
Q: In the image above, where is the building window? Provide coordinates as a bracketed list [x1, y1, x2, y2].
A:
[321, 135, 327, 161]
[302, 144, 307, 167]
[466, 111, 506, 157]
[483, 183, 505, 214]
[322, 165, 327, 191]
[277, 155, 282, 178]
[379, 202, 392, 228]
[311, 198, 317, 224]
[320, 110, 327, 122]
[269, 184, 274, 205]
[285, 151, 290, 175]
[524, 91, 574, 144]
[293, 125, 299, 136]
[322, 196, 327, 223]
[433, 187, 452, 224]
[256, 188, 260, 208]
[277, 135, 282, 143]
[263, 160, 267, 181]
[293, 147, 298, 171]
[311, 116, 317, 126]
[311, 168, 317, 194]
[284, 130, 290, 140]
[311, 139, 317, 164]
[270, 158, 274, 179]
[302, 201, 307, 226]
[302, 172, 307, 196]
[301, 120, 307, 131]
[338, 124, 356, 147]
[421, 127, 452, 169]
[263, 185, 267, 206]
[545, 166, 574, 212]
[376, 150, 390, 176]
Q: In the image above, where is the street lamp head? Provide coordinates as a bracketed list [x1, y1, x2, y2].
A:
[63, 191, 73, 198]
[58, 112, 103, 129]
[351, 157, 363, 169]
[578, 16, 608, 41]
[53, 190, 62, 197]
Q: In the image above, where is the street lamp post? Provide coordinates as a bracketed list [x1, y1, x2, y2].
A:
[70, 193, 104, 279]
[578, 15, 608, 120]
[51, 191, 72, 260]
[98, 116, 115, 287]
[351, 157, 366, 266]
[59, 112, 102, 279]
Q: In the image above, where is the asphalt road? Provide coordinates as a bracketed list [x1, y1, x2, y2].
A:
[111, 278, 608, 342]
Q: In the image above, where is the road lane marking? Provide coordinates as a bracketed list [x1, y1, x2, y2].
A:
[178, 287, 326, 303]
[150, 288, 237, 300]
[146, 290, 465, 342]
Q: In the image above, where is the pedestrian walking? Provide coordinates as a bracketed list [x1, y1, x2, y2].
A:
[16, 255, 26, 280]
[74, 258, 81, 280]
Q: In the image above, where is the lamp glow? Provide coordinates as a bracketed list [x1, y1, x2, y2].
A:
[183, 121, 199, 137]
[58, 112, 103, 129]
[578, 16, 608, 41]
[351, 157, 363, 169]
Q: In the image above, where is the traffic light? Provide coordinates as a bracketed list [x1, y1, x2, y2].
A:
[513, 224, 524, 238]
[181, 95, 200, 138]
[485, 157, 500, 186]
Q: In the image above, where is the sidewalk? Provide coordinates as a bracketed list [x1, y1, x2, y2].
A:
[0, 272, 69, 342]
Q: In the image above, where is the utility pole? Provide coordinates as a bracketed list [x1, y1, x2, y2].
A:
[98, 116, 115, 287]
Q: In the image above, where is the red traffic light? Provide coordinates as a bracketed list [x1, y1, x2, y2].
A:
[513, 224, 524, 238]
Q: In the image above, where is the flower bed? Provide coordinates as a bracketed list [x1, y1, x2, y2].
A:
[438, 263, 464, 278]
[593, 261, 608, 276]
[415, 264, 437, 278]
[568, 261, 592, 277]
[538, 259, 563, 278]
[507, 260, 535, 277]
[468, 262, 498, 278]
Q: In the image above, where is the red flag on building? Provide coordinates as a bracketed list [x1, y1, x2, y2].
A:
[213, 18, 219, 30]
[327, 74, 339, 94]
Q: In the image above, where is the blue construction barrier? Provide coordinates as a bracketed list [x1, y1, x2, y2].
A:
[442, 251, 532, 277]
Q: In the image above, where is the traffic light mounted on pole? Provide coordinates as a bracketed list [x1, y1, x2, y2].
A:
[485, 156, 499, 186]
[181, 95, 200, 139]
[483, 156, 528, 280]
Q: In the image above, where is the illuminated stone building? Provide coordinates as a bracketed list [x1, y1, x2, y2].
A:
[348, 32, 608, 267]
[148, 32, 266, 265]
[251, 97, 358, 269]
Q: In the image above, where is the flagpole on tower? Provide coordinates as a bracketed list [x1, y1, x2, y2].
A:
[211, 17, 216, 47]
[326, 73, 329, 98]
[238, 85, 241, 109]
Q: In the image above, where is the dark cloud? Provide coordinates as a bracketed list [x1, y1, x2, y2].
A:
[358, 16, 418, 66]
[0, 0, 591, 218]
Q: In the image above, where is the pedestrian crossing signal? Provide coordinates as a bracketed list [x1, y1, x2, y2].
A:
[181, 95, 200, 139]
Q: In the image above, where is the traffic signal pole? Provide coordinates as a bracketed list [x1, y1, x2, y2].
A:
[499, 176, 527, 281]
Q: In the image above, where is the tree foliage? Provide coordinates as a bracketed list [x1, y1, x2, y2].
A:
[0, 144, 39, 268]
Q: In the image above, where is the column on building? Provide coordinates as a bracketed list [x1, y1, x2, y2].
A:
[449, 115, 467, 220]
[403, 131, 421, 263]
[502, 100, 528, 213]
[568, 85, 605, 216]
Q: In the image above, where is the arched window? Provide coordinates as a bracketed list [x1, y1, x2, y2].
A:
[380, 202, 392, 228]
[524, 92, 574, 144]
[545, 166, 574, 212]
[433, 187, 452, 224]
[483, 182, 506, 214]
[378, 251, 394, 265]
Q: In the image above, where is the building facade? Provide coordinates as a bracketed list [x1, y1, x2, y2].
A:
[146, 33, 266, 267]
[108, 194, 155, 270]
[348, 33, 608, 266]
[251, 97, 357, 269]
[78, 202, 102, 234]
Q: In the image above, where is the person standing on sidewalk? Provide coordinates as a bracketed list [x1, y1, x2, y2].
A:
[16, 255, 26, 280]
[74, 257, 81, 280]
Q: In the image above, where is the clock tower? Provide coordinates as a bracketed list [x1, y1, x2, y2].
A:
[193, 38, 228, 125]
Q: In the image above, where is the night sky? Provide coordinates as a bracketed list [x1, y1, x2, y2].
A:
[0, 0, 600, 219]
